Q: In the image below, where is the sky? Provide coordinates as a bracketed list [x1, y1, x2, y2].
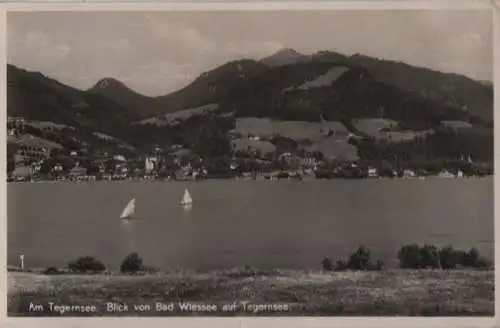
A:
[7, 10, 493, 97]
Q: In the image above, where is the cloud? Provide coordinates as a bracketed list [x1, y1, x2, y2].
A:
[8, 14, 286, 95]
[224, 40, 284, 59]
[7, 11, 492, 96]
[145, 15, 216, 56]
[125, 62, 200, 94]
[9, 29, 72, 66]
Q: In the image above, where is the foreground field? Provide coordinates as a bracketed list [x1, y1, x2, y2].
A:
[7, 269, 494, 316]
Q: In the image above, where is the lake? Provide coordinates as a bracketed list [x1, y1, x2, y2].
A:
[7, 178, 494, 271]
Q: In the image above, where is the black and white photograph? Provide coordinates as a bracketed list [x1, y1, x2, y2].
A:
[5, 7, 495, 317]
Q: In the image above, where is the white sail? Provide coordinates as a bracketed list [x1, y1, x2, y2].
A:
[120, 198, 136, 219]
[181, 189, 193, 206]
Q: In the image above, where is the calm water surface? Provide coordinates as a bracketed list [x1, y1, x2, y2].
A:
[7, 178, 494, 270]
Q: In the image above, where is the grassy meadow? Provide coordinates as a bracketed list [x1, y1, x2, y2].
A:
[7, 268, 494, 316]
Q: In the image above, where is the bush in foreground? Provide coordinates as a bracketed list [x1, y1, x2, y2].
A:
[321, 257, 333, 271]
[323, 246, 384, 271]
[68, 256, 105, 273]
[43, 267, 61, 275]
[398, 244, 492, 269]
[120, 252, 143, 274]
[347, 246, 371, 270]
[398, 244, 440, 269]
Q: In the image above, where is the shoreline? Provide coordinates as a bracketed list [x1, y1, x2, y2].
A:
[7, 268, 494, 316]
[6, 175, 493, 184]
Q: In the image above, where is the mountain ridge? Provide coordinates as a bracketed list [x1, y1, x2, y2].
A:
[85, 49, 493, 122]
[6, 50, 493, 164]
[260, 48, 309, 67]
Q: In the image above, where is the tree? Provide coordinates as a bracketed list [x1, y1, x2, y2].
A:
[86, 163, 100, 176]
[120, 252, 143, 274]
[347, 246, 371, 270]
[419, 244, 440, 269]
[321, 257, 333, 271]
[7, 159, 15, 174]
[68, 256, 105, 273]
[398, 244, 422, 269]
[38, 160, 53, 175]
[438, 246, 458, 270]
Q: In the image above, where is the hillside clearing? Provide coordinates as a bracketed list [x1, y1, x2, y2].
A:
[137, 103, 219, 126]
[305, 136, 359, 160]
[283, 66, 350, 92]
[7, 269, 493, 316]
[231, 139, 277, 154]
[92, 132, 135, 150]
[441, 120, 474, 130]
[27, 120, 75, 131]
[231, 118, 356, 159]
[353, 118, 432, 141]
[8, 134, 64, 150]
[232, 118, 349, 140]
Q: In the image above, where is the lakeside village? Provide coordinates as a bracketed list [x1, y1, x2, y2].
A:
[7, 116, 491, 183]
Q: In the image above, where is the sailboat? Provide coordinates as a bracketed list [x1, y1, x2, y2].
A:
[181, 189, 193, 206]
[120, 198, 136, 219]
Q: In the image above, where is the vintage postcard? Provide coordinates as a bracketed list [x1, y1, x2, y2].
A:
[2, 1, 497, 326]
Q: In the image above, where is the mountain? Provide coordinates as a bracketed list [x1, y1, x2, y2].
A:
[7, 64, 135, 140]
[221, 60, 474, 130]
[7, 49, 493, 163]
[154, 59, 269, 113]
[347, 54, 493, 121]
[261, 48, 309, 67]
[87, 78, 164, 118]
[133, 50, 492, 124]
[88, 59, 269, 119]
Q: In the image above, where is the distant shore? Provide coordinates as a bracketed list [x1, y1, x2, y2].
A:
[7, 268, 494, 316]
[6, 174, 493, 184]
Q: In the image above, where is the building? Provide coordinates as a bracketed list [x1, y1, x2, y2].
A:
[12, 166, 33, 180]
[53, 163, 64, 173]
[144, 157, 156, 174]
[8, 116, 26, 125]
[301, 155, 317, 168]
[113, 154, 126, 162]
[114, 163, 129, 175]
[438, 170, 455, 178]
[11, 135, 63, 166]
[68, 166, 87, 178]
[403, 169, 416, 178]
[368, 167, 378, 178]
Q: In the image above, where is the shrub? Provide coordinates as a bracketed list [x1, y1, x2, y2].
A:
[334, 260, 348, 271]
[419, 244, 440, 269]
[398, 244, 491, 270]
[438, 245, 458, 269]
[475, 257, 492, 269]
[398, 244, 423, 269]
[369, 260, 385, 271]
[347, 246, 371, 270]
[68, 256, 105, 273]
[120, 252, 143, 274]
[43, 267, 60, 275]
[458, 247, 479, 268]
[458, 247, 491, 269]
[141, 265, 160, 274]
[326, 246, 383, 271]
[321, 257, 333, 271]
